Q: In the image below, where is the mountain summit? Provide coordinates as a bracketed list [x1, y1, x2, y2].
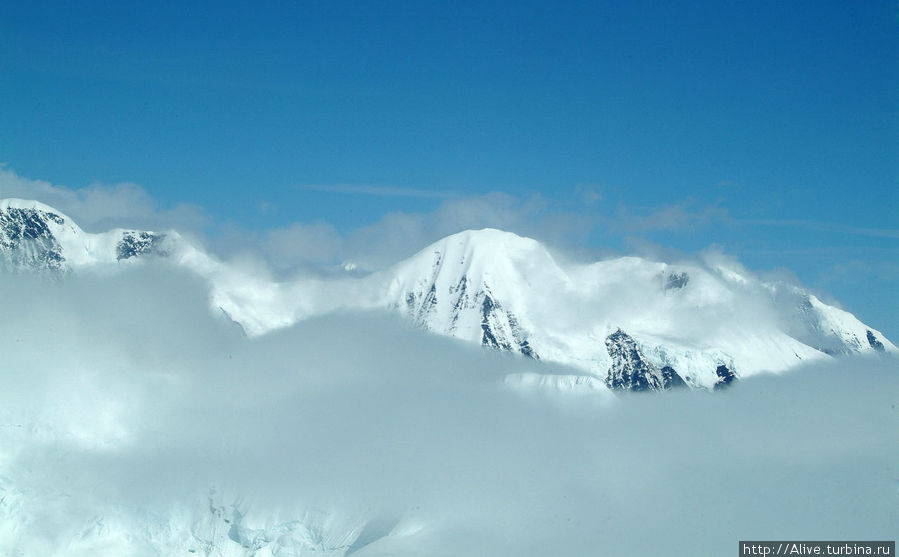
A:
[0, 198, 171, 272]
[385, 228, 562, 359]
[382, 228, 895, 390]
[2, 200, 894, 392]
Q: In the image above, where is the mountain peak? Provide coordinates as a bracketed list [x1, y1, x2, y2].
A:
[384, 226, 896, 391]
[384, 228, 564, 359]
[2, 200, 895, 393]
[401, 228, 563, 283]
[0, 197, 73, 216]
[412, 228, 548, 264]
[1, 198, 171, 271]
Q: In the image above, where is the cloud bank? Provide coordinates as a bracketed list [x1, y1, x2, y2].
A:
[0, 166, 207, 233]
[0, 267, 896, 555]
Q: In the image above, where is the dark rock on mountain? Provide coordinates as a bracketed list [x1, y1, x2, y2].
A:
[713, 365, 737, 391]
[604, 329, 686, 392]
[0, 205, 67, 273]
[117, 231, 167, 260]
[866, 330, 885, 352]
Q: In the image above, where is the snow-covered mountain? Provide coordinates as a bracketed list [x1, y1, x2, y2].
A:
[2, 199, 895, 392]
[385, 229, 553, 359]
[381, 228, 894, 389]
[0, 198, 172, 272]
[0, 198, 292, 335]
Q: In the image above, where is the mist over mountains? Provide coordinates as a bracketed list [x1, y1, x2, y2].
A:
[4, 0, 896, 551]
[0, 265, 896, 556]
[1, 197, 897, 555]
[2, 198, 894, 393]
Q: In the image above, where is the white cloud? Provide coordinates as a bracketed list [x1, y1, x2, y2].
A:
[0, 268, 896, 555]
[232, 191, 592, 273]
[262, 221, 344, 270]
[3, 166, 895, 338]
[605, 201, 732, 233]
[340, 192, 594, 269]
[0, 166, 207, 232]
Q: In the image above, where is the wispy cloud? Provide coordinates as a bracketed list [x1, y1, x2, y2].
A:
[738, 218, 899, 239]
[295, 183, 460, 199]
[212, 191, 576, 272]
[604, 201, 732, 234]
[2, 269, 896, 555]
[339, 192, 595, 268]
[0, 166, 208, 232]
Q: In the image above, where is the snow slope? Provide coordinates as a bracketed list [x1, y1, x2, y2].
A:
[2, 200, 895, 391]
[381, 228, 895, 389]
[0, 198, 174, 270]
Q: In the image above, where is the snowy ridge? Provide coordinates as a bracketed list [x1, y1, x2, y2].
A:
[379, 229, 895, 390]
[0, 198, 173, 271]
[384, 229, 559, 358]
[775, 284, 893, 355]
[2, 200, 895, 393]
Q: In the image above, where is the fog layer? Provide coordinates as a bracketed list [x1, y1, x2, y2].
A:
[0, 268, 896, 556]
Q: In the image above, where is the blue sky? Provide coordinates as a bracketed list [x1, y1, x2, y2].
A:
[1, 1, 897, 333]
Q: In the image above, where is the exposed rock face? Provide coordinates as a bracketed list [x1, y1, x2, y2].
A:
[391, 230, 547, 361]
[1, 200, 169, 273]
[403, 272, 538, 359]
[660, 365, 688, 389]
[713, 365, 737, 390]
[603, 329, 687, 392]
[3, 201, 897, 394]
[664, 272, 689, 291]
[866, 330, 885, 352]
[478, 289, 537, 358]
[0, 205, 67, 273]
[117, 231, 167, 260]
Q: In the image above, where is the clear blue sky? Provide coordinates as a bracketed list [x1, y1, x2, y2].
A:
[1, 1, 897, 333]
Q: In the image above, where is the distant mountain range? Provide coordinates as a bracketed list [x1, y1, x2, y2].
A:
[3, 198, 894, 392]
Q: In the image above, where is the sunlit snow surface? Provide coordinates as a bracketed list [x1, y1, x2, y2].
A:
[3, 200, 895, 391]
[1, 270, 897, 556]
